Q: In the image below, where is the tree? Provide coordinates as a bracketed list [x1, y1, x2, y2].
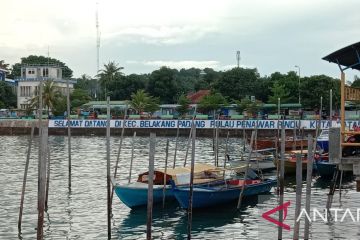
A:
[300, 75, 340, 112]
[10, 55, 73, 78]
[213, 67, 260, 100]
[268, 82, 290, 104]
[176, 94, 191, 117]
[198, 92, 227, 114]
[97, 61, 123, 99]
[0, 81, 16, 108]
[268, 71, 299, 103]
[0, 60, 10, 70]
[108, 73, 148, 100]
[71, 89, 92, 109]
[128, 89, 159, 115]
[75, 74, 98, 99]
[28, 80, 63, 114]
[147, 66, 179, 103]
[52, 96, 67, 116]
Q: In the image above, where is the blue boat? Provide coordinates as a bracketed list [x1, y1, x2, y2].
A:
[112, 163, 226, 209]
[172, 178, 277, 209]
[317, 130, 329, 152]
[315, 161, 336, 178]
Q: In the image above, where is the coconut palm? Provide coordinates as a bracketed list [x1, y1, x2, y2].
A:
[97, 61, 124, 99]
[129, 89, 150, 114]
[28, 80, 63, 115]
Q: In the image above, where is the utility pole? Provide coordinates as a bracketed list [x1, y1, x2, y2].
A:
[236, 51, 241, 68]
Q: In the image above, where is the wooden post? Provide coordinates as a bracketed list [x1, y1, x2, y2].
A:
[223, 131, 230, 178]
[241, 127, 246, 160]
[212, 111, 216, 152]
[187, 120, 196, 239]
[340, 72, 345, 139]
[329, 89, 333, 128]
[67, 78, 72, 189]
[163, 139, 169, 208]
[304, 135, 314, 240]
[147, 133, 156, 240]
[277, 125, 285, 240]
[237, 131, 256, 209]
[18, 124, 34, 232]
[128, 132, 137, 184]
[173, 120, 180, 168]
[184, 127, 192, 167]
[215, 116, 220, 166]
[293, 153, 302, 240]
[111, 105, 127, 203]
[276, 98, 281, 193]
[45, 145, 51, 211]
[106, 97, 111, 239]
[37, 126, 48, 240]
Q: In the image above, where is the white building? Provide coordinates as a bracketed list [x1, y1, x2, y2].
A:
[16, 65, 76, 110]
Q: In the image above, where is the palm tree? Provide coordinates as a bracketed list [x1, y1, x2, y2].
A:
[28, 80, 62, 115]
[97, 61, 123, 99]
[129, 89, 150, 114]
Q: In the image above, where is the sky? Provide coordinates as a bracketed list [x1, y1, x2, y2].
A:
[1, 0, 360, 80]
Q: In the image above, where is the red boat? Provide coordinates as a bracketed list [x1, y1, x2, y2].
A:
[255, 138, 308, 150]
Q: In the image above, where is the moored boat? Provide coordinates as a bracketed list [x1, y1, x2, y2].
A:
[315, 160, 337, 178]
[112, 163, 225, 208]
[256, 138, 308, 150]
[273, 150, 308, 174]
[172, 178, 277, 209]
[317, 129, 329, 152]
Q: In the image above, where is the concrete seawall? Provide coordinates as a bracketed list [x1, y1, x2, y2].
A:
[0, 120, 316, 137]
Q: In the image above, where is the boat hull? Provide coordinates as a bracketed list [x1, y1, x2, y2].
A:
[173, 179, 276, 209]
[317, 140, 329, 152]
[256, 139, 308, 150]
[315, 161, 337, 178]
[114, 184, 173, 208]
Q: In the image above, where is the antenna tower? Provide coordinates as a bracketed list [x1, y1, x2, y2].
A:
[236, 51, 241, 68]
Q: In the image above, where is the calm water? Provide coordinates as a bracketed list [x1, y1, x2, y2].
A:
[1, 135, 359, 240]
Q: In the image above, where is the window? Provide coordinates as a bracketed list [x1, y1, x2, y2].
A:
[42, 68, 49, 77]
[27, 69, 35, 74]
[57, 69, 60, 78]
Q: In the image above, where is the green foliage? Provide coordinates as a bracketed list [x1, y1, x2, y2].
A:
[198, 92, 227, 113]
[233, 98, 261, 115]
[176, 94, 191, 117]
[129, 89, 159, 114]
[147, 66, 179, 103]
[109, 73, 148, 100]
[10, 55, 73, 78]
[0, 81, 16, 108]
[213, 67, 260, 100]
[52, 96, 67, 116]
[0, 60, 10, 70]
[71, 88, 92, 109]
[300, 75, 340, 112]
[269, 71, 299, 103]
[268, 82, 290, 104]
[28, 80, 63, 113]
[97, 61, 124, 99]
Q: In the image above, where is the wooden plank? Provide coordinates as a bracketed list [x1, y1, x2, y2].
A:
[341, 143, 360, 147]
[147, 132, 156, 240]
[344, 85, 360, 101]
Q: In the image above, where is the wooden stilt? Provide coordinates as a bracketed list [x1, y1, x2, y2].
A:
[237, 131, 256, 209]
[37, 126, 48, 240]
[173, 120, 180, 168]
[163, 139, 169, 208]
[18, 124, 34, 232]
[111, 106, 127, 204]
[223, 131, 230, 178]
[66, 78, 72, 189]
[187, 120, 196, 239]
[147, 133, 156, 240]
[215, 116, 220, 167]
[128, 132, 137, 184]
[293, 153, 302, 240]
[184, 126, 193, 167]
[277, 125, 285, 240]
[45, 145, 51, 211]
[304, 136, 314, 240]
[106, 97, 111, 239]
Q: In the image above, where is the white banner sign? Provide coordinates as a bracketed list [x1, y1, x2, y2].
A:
[46, 119, 357, 130]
